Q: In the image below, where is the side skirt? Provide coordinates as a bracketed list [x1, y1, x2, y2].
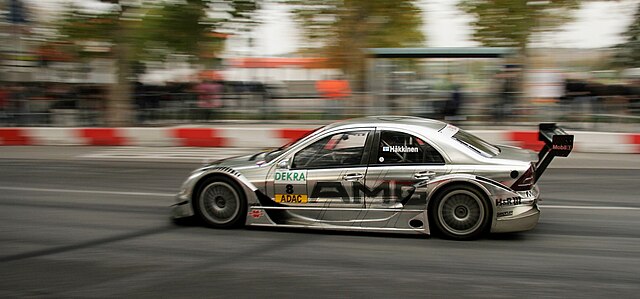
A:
[248, 223, 429, 235]
[245, 206, 430, 235]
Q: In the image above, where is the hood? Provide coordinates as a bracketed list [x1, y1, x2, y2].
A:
[207, 152, 268, 169]
[494, 145, 538, 163]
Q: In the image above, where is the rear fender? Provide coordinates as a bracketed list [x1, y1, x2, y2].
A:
[425, 174, 491, 208]
[424, 174, 524, 229]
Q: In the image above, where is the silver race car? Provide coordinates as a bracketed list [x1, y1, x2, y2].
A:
[172, 116, 573, 240]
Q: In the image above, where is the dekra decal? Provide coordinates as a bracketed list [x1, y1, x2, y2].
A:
[275, 170, 306, 182]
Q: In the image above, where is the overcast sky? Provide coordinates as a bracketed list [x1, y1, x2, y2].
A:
[26, 0, 639, 56]
[253, 0, 638, 55]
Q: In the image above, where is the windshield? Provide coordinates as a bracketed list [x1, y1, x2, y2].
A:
[264, 126, 325, 162]
[452, 129, 500, 157]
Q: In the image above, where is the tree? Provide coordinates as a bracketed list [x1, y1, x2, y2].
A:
[615, 2, 640, 67]
[136, 0, 259, 66]
[288, 0, 425, 87]
[57, 0, 260, 126]
[459, 0, 580, 51]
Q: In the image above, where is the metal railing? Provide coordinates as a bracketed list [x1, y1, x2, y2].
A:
[1, 91, 638, 130]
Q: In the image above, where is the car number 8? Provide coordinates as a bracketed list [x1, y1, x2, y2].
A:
[286, 184, 294, 194]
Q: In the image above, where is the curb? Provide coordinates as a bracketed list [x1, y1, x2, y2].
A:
[1, 127, 638, 154]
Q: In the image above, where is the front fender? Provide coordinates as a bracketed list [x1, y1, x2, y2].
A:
[172, 167, 260, 219]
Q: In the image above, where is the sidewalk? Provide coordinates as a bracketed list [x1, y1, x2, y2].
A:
[1, 124, 639, 154]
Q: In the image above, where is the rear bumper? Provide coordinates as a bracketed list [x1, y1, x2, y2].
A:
[491, 205, 540, 233]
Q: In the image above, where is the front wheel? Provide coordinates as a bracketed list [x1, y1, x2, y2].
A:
[430, 185, 490, 240]
[193, 176, 247, 228]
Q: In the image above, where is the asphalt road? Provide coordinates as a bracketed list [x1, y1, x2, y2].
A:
[0, 147, 639, 298]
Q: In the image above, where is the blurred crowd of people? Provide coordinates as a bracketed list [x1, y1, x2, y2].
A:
[0, 80, 273, 126]
[1, 70, 639, 126]
[440, 67, 640, 123]
[135, 79, 271, 124]
[0, 82, 106, 126]
[561, 78, 640, 120]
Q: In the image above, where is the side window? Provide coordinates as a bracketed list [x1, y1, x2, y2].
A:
[292, 130, 370, 169]
[377, 131, 444, 165]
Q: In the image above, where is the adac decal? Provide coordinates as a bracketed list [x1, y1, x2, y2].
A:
[275, 194, 308, 203]
[274, 170, 307, 183]
[496, 196, 522, 207]
[310, 181, 425, 204]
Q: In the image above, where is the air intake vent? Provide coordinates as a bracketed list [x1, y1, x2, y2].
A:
[409, 219, 423, 228]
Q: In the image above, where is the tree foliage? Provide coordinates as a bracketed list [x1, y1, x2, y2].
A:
[615, 2, 640, 67]
[55, 0, 260, 126]
[459, 0, 580, 50]
[56, 6, 119, 59]
[138, 2, 209, 59]
[288, 0, 425, 80]
[58, 0, 259, 62]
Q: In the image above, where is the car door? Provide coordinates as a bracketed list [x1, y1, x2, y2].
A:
[270, 128, 375, 223]
[360, 129, 448, 222]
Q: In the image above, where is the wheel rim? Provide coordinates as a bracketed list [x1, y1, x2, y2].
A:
[437, 190, 485, 236]
[199, 182, 240, 224]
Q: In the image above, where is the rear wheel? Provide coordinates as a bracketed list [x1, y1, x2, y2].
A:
[430, 185, 490, 240]
[194, 176, 246, 228]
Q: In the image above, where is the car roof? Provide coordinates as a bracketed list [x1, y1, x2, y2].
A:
[324, 116, 448, 132]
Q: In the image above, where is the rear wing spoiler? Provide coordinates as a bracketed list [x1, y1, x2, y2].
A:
[534, 123, 574, 183]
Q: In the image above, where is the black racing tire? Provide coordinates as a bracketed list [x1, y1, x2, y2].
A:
[430, 184, 491, 240]
[193, 176, 247, 229]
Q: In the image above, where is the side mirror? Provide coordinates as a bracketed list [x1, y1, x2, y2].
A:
[277, 159, 290, 169]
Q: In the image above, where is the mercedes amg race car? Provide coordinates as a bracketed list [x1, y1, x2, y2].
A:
[172, 116, 573, 240]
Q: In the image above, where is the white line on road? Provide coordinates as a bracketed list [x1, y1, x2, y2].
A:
[1, 186, 638, 211]
[539, 205, 640, 211]
[0, 186, 174, 197]
[78, 147, 259, 161]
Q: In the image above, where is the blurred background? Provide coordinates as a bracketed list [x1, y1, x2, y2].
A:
[0, 0, 638, 130]
[1, 2, 639, 296]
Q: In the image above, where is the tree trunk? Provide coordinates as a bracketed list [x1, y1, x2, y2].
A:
[105, 10, 133, 127]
